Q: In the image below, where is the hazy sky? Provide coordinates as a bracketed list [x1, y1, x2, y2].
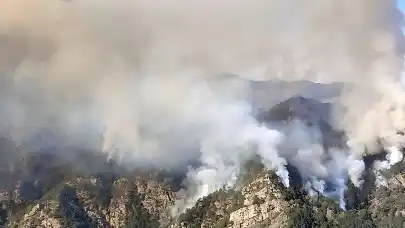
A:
[399, 0, 405, 16]
[399, 0, 405, 35]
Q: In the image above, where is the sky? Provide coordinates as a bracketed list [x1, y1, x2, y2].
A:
[398, 0, 405, 34]
[399, 0, 405, 15]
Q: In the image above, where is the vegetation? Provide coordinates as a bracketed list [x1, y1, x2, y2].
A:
[124, 187, 159, 228]
[283, 181, 378, 228]
[59, 185, 96, 228]
[1, 145, 405, 228]
[177, 188, 244, 228]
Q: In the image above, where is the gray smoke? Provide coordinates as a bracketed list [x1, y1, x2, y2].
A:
[0, 0, 404, 213]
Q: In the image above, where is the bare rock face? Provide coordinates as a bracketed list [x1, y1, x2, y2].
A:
[171, 166, 291, 228]
[134, 178, 176, 224]
[9, 200, 63, 228]
[228, 173, 289, 228]
[107, 178, 132, 228]
[369, 171, 405, 227]
[75, 178, 110, 228]
[74, 176, 176, 228]
[5, 173, 177, 228]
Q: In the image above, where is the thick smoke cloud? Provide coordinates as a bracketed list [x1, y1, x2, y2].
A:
[0, 0, 404, 213]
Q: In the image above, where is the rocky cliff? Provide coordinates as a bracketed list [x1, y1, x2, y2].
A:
[0, 139, 404, 228]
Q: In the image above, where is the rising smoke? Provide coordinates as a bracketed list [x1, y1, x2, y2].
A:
[0, 0, 404, 213]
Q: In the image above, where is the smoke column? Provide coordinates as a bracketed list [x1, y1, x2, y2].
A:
[0, 0, 404, 212]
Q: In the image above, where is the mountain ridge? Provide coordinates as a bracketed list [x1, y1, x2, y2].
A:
[0, 80, 402, 227]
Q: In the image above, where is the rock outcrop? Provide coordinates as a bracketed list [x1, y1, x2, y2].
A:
[228, 173, 289, 228]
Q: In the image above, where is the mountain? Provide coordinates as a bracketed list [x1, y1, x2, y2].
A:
[0, 80, 403, 227]
[0, 147, 178, 228]
[256, 95, 345, 147]
[250, 79, 345, 112]
[173, 93, 405, 228]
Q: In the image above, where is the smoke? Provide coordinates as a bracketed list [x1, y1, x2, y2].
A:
[1, 0, 404, 213]
[373, 146, 404, 187]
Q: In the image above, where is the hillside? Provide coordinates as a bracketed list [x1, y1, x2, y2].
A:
[0, 79, 397, 227]
[1, 153, 404, 228]
[0, 90, 401, 227]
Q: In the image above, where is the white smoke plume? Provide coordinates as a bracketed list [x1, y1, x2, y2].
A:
[0, 0, 404, 213]
[373, 146, 404, 187]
